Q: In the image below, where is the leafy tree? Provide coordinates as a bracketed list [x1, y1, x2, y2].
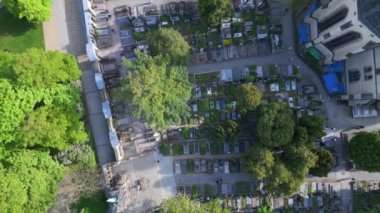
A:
[202, 199, 230, 213]
[0, 80, 44, 143]
[257, 198, 274, 213]
[212, 120, 240, 143]
[309, 148, 333, 177]
[236, 83, 262, 113]
[292, 126, 309, 146]
[256, 103, 295, 148]
[282, 145, 318, 178]
[198, 0, 232, 26]
[18, 106, 88, 150]
[0, 150, 65, 212]
[265, 163, 294, 195]
[121, 53, 192, 131]
[55, 144, 96, 168]
[146, 28, 190, 65]
[3, 0, 52, 23]
[244, 145, 275, 180]
[212, 124, 226, 142]
[13, 49, 81, 88]
[299, 115, 325, 143]
[223, 120, 240, 142]
[161, 194, 229, 213]
[349, 132, 380, 172]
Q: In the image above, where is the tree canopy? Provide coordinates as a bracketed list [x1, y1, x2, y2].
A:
[309, 148, 333, 177]
[349, 132, 380, 172]
[0, 150, 65, 212]
[13, 49, 81, 88]
[244, 145, 275, 180]
[3, 0, 52, 23]
[198, 0, 232, 26]
[236, 83, 262, 114]
[256, 103, 295, 148]
[146, 28, 190, 65]
[0, 49, 88, 211]
[212, 120, 240, 143]
[161, 194, 230, 213]
[121, 52, 192, 131]
[245, 104, 320, 196]
[299, 115, 325, 144]
[0, 49, 87, 148]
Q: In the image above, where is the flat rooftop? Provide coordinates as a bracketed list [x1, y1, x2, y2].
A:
[345, 48, 380, 99]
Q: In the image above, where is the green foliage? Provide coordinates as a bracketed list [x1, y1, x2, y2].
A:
[161, 194, 230, 213]
[19, 106, 87, 150]
[0, 7, 44, 52]
[3, 0, 52, 23]
[244, 145, 275, 180]
[349, 132, 380, 172]
[0, 50, 87, 149]
[246, 104, 322, 196]
[353, 192, 380, 213]
[256, 103, 295, 148]
[56, 144, 97, 168]
[309, 148, 333, 177]
[299, 115, 325, 143]
[71, 191, 108, 213]
[236, 83, 262, 113]
[0, 150, 65, 212]
[198, 0, 232, 26]
[212, 120, 240, 143]
[146, 28, 190, 65]
[282, 146, 317, 178]
[121, 53, 192, 131]
[257, 198, 274, 213]
[0, 50, 88, 211]
[13, 49, 81, 88]
[293, 126, 309, 146]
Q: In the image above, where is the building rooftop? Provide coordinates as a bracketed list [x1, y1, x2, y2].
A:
[358, 0, 380, 38]
[345, 48, 380, 99]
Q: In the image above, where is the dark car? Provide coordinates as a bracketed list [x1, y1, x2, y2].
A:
[355, 125, 364, 130]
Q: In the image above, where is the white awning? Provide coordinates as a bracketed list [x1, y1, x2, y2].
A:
[102, 101, 112, 119]
[95, 72, 105, 90]
[109, 130, 119, 148]
[86, 42, 97, 62]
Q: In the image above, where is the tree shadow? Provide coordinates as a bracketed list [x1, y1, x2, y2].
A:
[0, 7, 39, 36]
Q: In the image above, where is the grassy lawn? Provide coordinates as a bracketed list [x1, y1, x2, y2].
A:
[172, 143, 183, 155]
[235, 182, 251, 195]
[353, 192, 380, 213]
[255, 15, 267, 25]
[210, 142, 224, 155]
[203, 184, 214, 197]
[191, 185, 199, 198]
[207, 30, 221, 47]
[71, 191, 107, 213]
[0, 7, 44, 52]
[292, 0, 312, 14]
[196, 33, 207, 50]
[197, 100, 210, 112]
[194, 72, 220, 84]
[200, 142, 209, 154]
[241, 9, 255, 21]
[132, 31, 146, 42]
[187, 160, 195, 173]
[159, 143, 170, 156]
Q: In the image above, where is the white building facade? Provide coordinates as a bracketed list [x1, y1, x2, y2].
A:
[304, 0, 380, 64]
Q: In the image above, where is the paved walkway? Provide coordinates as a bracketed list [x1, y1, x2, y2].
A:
[43, 0, 70, 52]
[43, 0, 114, 165]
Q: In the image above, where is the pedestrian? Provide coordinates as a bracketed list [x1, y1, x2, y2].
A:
[157, 160, 160, 163]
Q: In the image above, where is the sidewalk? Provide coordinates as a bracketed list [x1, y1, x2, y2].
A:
[43, 0, 69, 52]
